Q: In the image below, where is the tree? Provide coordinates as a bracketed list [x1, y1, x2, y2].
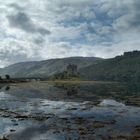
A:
[0, 76, 2, 80]
[5, 75, 10, 80]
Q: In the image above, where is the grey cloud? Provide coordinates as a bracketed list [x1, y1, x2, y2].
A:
[0, 40, 42, 67]
[0, 47, 28, 66]
[100, 0, 140, 32]
[34, 37, 45, 45]
[8, 3, 24, 11]
[128, 0, 140, 29]
[113, 13, 140, 32]
[0, 0, 140, 67]
[46, 0, 96, 22]
[38, 28, 51, 35]
[7, 12, 50, 35]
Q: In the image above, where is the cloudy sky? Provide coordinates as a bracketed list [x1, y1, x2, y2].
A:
[0, 0, 140, 67]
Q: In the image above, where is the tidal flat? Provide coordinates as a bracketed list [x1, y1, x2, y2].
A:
[0, 81, 140, 140]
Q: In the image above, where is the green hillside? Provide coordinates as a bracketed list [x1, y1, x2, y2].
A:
[80, 51, 140, 82]
[0, 51, 140, 82]
[0, 57, 102, 78]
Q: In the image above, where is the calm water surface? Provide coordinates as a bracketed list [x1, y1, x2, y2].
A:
[0, 82, 140, 140]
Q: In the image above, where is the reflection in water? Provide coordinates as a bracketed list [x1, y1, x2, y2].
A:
[67, 86, 78, 96]
[5, 86, 10, 91]
[54, 84, 78, 96]
[0, 82, 140, 140]
[54, 82, 140, 105]
[0, 84, 5, 90]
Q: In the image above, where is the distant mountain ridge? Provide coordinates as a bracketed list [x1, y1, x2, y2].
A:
[0, 51, 140, 82]
[0, 57, 102, 78]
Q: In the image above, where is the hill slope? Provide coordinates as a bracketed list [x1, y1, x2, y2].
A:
[80, 51, 140, 82]
[0, 57, 102, 78]
[0, 51, 140, 82]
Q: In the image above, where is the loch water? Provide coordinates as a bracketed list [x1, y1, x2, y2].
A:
[0, 82, 140, 140]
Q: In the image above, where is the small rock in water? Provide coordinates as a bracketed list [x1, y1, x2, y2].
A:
[10, 129, 16, 132]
